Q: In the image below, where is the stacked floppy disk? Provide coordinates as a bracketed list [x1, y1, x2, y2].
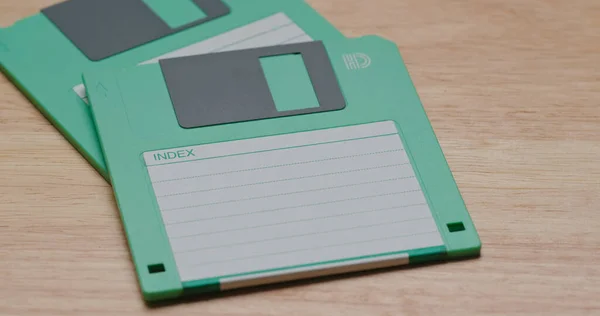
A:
[0, 0, 481, 302]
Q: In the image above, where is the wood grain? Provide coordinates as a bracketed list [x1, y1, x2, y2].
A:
[1, 0, 599, 315]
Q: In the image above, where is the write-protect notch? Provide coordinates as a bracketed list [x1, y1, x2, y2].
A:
[42, 0, 230, 61]
[159, 41, 346, 129]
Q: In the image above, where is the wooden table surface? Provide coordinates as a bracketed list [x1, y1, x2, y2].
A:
[1, 0, 599, 315]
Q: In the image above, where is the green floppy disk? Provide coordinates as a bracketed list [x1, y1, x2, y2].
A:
[85, 36, 481, 302]
[0, 0, 344, 180]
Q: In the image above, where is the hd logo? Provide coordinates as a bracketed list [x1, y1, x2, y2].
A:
[343, 53, 371, 70]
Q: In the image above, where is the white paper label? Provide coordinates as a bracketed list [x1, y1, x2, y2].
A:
[143, 121, 444, 282]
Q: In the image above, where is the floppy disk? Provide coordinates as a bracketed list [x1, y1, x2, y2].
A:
[85, 36, 481, 302]
[0, 0, 344, 180]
